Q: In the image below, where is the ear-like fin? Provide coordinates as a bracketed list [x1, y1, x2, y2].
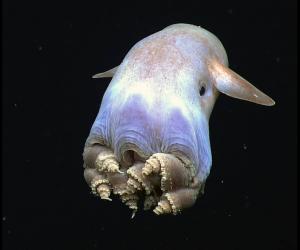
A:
[208, 60, 275, 106]
[92, 66, 119, 78]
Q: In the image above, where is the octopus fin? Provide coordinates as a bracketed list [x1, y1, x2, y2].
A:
[92, 66, 119, 78]
[208, 59, 275, 106]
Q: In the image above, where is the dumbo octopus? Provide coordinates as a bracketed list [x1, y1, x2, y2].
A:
[83, 23, 275, 216]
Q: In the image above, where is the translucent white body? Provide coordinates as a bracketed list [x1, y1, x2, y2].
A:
[90, 24, 230, 181]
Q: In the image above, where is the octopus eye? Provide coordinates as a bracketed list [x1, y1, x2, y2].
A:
[200, 85, 206, 96]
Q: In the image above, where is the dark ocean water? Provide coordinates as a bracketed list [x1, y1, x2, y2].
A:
[2, 1, 297, 250]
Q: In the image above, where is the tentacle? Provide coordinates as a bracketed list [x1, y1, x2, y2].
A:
[143, 153, 195, 192]
[95, 149, 123, 173]
[143, 154, 162, 176]
[83, 168, 112, 201]
[94, 184, 111, 201]
[153, 184, 201, 215]
[106, 171, 128, 195]
[119, 193, 139, 213]
[83, 145, 103, 169]
[83, 168, 99, 184]
[127, 162, 154, 195]
[83, 144, 122, 173]
[84, 145, 203, 215]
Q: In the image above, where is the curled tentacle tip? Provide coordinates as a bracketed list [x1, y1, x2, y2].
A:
[153, 200, 172, 215]
[131, 211, 137, 219]
[127, 165, 153, 195]
[129, 206, 138, 212]
[127, 178, 142, 195]
[96, 185, 111, 201]
[142, 168, 151, 176]
[101, 197, 112, 201]
[90, 178, 110, 195]
[153, 194, 180, 215]
[153, 206, 163, 215]
[107, 164, 120, 173]
[143, 154, 162, 176]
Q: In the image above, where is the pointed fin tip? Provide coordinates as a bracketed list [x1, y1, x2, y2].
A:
[92, 73, 103, 78]
[261, 97, 276, 106]
[209, 59, 276, 107]
[92, 66, 119, 79]
[251, 90, 276, 106]
[225, 91, 276, 106]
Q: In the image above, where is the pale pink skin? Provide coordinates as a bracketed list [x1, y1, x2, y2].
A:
[88, 24, 230, 182]
[84, 23, 275, 214]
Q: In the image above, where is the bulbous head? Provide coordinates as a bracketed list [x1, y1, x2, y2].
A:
[161, 24, 228, 118]
[122, 23, 230, 120]
[95, 24, 274, 121]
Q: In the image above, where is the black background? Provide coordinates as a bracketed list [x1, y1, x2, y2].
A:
[2, 1, 297, 250]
